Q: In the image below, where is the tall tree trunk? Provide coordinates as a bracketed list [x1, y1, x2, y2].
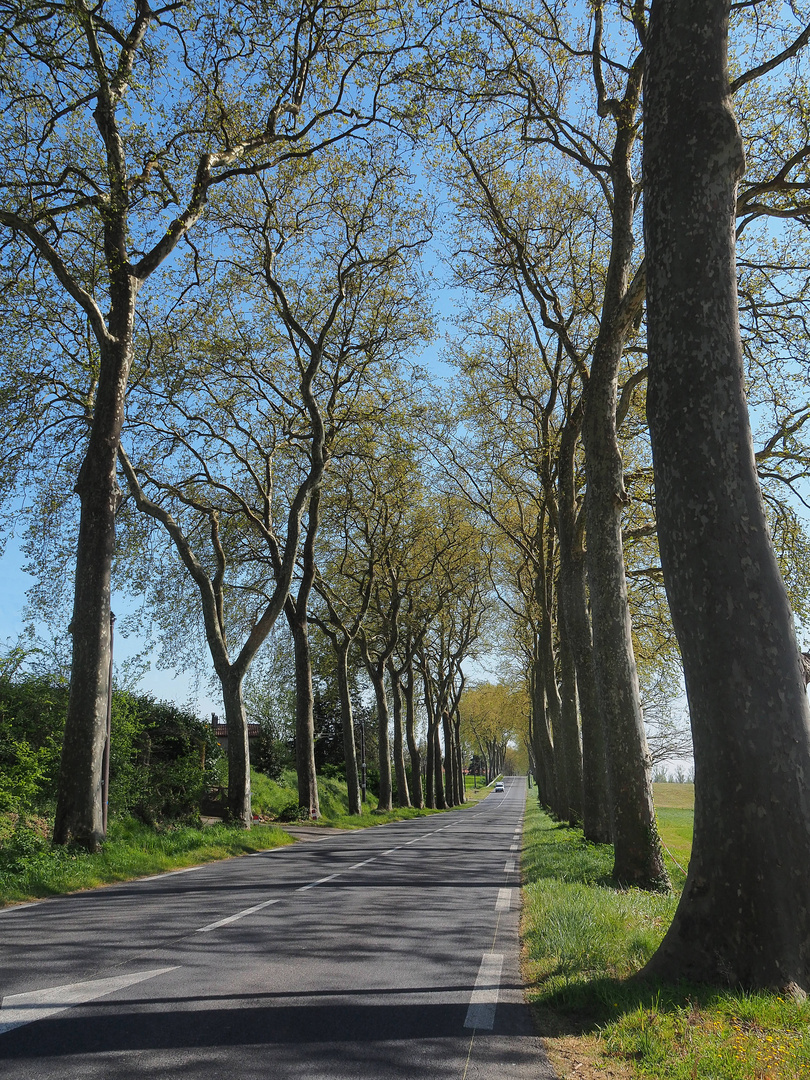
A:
[558, 624, 583, 825]
[441, 709, 455, 806]
[286, 490, 322, 819]
[403, 665, 424, 808]
[388, 659, 411, 808]
[541, 612, 568, 820]
[432, 720, 447, 809]
[643, 0, 810, 988]
[425, 720, 436, 808]
[366, 661, 393, 811]
[531, 655, 556, 810]
[287, 602, 320, 819]
[336, 639, 362, 816]
[222, 669, 251, 826]
[55, 333, 132, 849]
[558, 407, 613, 843]
[581, 55, 669, 890]
[453, 714, 465, 804]
[424, 674, 436, 808]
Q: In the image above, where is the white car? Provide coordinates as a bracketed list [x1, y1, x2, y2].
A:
[494, 781, 505, 792]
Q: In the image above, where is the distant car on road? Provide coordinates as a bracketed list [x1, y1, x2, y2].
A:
[494, 781, 505, 792]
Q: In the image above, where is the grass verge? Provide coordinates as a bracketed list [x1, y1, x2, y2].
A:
[250, 768, 452, 827]
[521, 795, 810, 1080]
[1, 769, 493, 906]
[0, 817, 294, 907]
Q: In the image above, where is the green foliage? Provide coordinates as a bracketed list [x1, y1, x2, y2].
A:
[0, 676, 66, 814]
[601, 990, 810, 1079]
[251, 720, 294, 781]
[245, 766, 440, 829]
[249, 769, 303, 819]
[108, 692, 221, 823]
[0, 674, 221, 824]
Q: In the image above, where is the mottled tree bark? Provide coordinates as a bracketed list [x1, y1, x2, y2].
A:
[221, 671, 251, 825]
[643, 0, 810, 988]
[336, 638, 362, 816]
[403, 665, 424, 808]
[54, 322, 134, 848]
[388, 658, 412, 808]
[582, 40, 669, 890]
[558, 409, 613, 843]
[558, 623, 583, 825]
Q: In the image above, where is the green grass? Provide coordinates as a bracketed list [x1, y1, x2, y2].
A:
[251, 768, 490, 827]
[0, 817, 294, 906]
[652, 785, 694, 889]
[0, 767, 485, 906]
[521, 795, 810, 1080]
[653, 781, 695, 810]
[464, 773, 489, 792]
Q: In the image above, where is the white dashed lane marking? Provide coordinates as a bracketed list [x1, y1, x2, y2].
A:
[463, 953, 504, 1030]
[297, 874, 341, 893]
[495, 888, 512, 911]
[197, 898, 281, 931]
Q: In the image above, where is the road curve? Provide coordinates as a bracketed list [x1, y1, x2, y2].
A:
[0, 775, 556, 1079]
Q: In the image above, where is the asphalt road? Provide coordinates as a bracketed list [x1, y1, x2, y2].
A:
[0, 776, 556, 1079]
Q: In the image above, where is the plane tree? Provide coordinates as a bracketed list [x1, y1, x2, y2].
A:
[643, 0, 810, 991]
[312, 415, 429, 812]
[460, 681, 528, 783]
[117, 147, 432, 824]
[425, 0, 810, 884]
[310, 422, 422, 815]
[413, 525, 489, 809]
[0, 0, 439, 848]
[352, 451, 460, 811]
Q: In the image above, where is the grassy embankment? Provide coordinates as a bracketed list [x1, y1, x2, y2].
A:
[523, 783, 810, 1079]
[0, 767, 490, 906]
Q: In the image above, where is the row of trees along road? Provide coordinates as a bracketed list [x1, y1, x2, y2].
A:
[3, 0, 810, 991]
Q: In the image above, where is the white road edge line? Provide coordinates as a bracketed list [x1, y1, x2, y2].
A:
[0, 902, 41, 915]
[495, 888, 513, 912]
[136, 866, 204, 883]
[463, 953, 504, 1031]
[196, 898, 280, 932]
[504, 859, 516, 873]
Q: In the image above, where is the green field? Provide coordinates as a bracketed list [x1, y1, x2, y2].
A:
[653, 781, 694, 809]
[652, 783, 695, 883]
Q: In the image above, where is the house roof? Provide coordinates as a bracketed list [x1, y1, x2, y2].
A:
[212, 722, 262, 739]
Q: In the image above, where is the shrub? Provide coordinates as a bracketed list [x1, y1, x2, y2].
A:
[109, 693, 221, 823]
[0, 675, 221, 825]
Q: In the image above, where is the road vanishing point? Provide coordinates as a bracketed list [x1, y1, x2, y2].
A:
[0, 776, 555, 1079]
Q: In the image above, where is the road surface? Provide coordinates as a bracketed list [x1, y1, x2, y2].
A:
[0, 776, 555, 1079]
